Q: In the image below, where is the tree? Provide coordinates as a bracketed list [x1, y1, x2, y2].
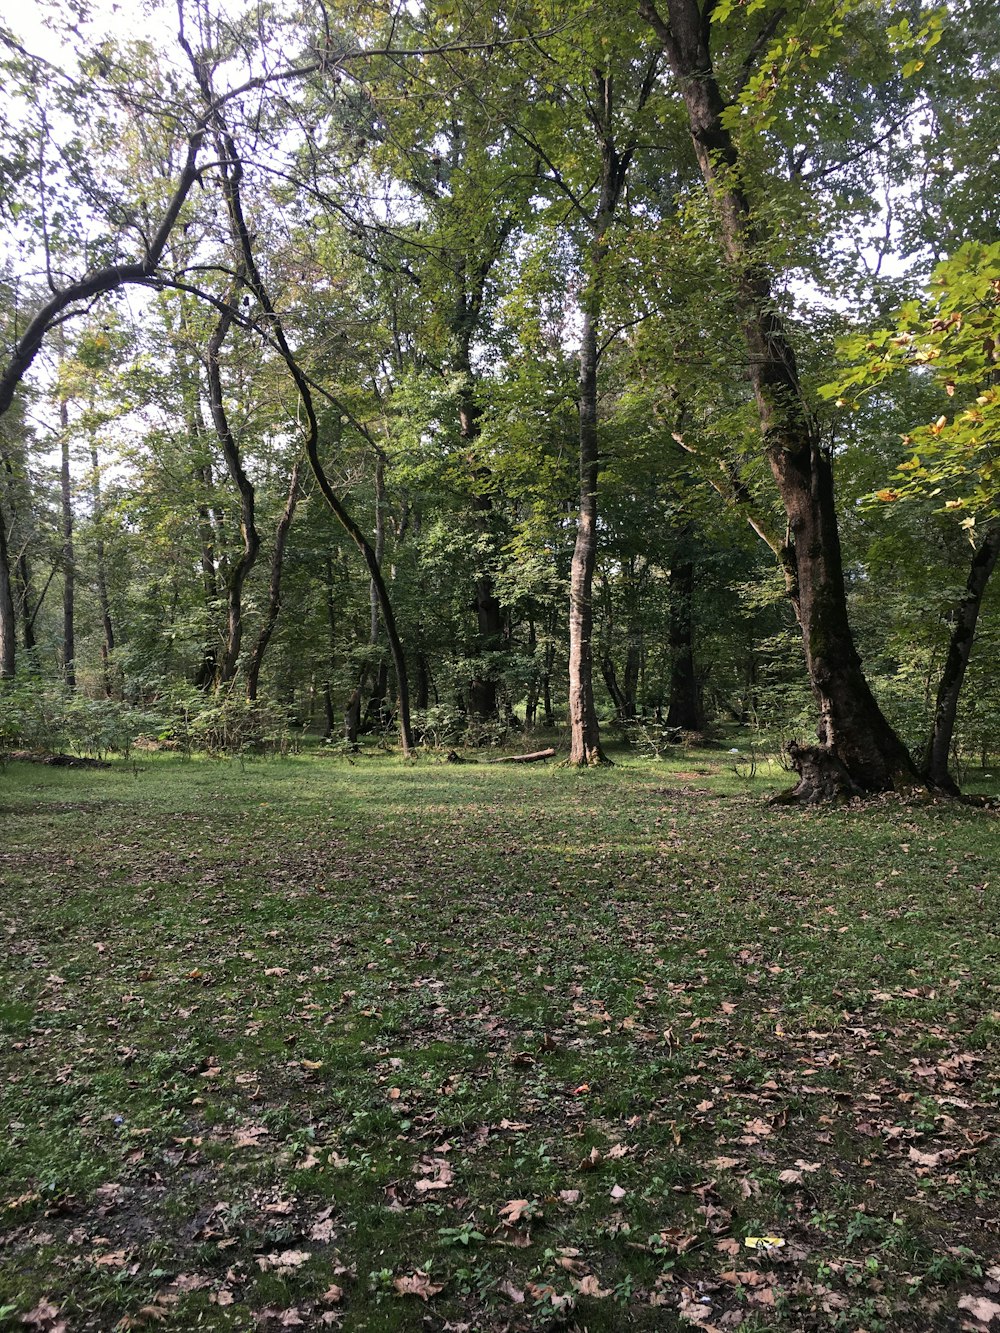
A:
[638, 0, 928, 797]
[830, 240, 1000, 790]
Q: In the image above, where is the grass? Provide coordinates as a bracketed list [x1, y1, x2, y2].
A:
[1, 743, 998, 1331]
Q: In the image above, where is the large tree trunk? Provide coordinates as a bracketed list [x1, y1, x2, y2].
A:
[246, 458, 302, 701]
[89, 445, 116, 696]
[640, 0, 920, 793]
[923, 521, 1000, 791]
[59, 400, 75, 691]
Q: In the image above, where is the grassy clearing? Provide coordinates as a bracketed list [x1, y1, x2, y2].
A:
[1, 745, 999, 1332]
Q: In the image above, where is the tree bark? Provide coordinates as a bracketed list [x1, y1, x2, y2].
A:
[640, 0, 921, 792]
[205, 291, 260, 688]
[566, 61, 657, 764]
[59, 399, 75, 691]
[89, 444, 115, 695]
[568, 298, 608, 764]
[923, 521, 1000, 791]
[666, 554, 703, 730]
[0, 502, 15, 678]
[246, 457, 302, 700]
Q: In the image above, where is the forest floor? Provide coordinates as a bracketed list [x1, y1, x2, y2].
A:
[1, 743, 999, 1333]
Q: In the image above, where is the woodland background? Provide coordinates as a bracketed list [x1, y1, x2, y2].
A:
[1, 0, 998, 794]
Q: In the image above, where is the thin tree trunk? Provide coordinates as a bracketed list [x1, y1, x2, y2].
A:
[183, 50, 414, 751]
[246, 458, 302, 700]
[193, 461, 219, 690]
[640, 0, 920, 795]
[565, 61, 658, 764]
[458, 362, 503, 721]
[0, 445, 33, 656]
[666, 554, 703, 730]
[59, 399, 75, 691]
[415, 651, 431, 710]
[204, 291, 260, 688]
[923, 521, 1000, 791]
[0, 504, 15, 677]
[89, 444, 115, 696]
[569, 291, 609, 764]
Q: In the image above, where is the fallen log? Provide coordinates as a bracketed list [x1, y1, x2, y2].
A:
[4, 750, 112, 769]
[488, 747, 556, 765]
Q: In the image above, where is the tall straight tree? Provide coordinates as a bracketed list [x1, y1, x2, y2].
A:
[510, 10, 661, 763]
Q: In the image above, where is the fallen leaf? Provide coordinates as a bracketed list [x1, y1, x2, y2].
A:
[393, 1271, 443, 1301]
[21, 1300, 62, 1328]
[93, 1249, 128, 1268]
[499, 1198, 533, 1224]
[958, 1294, 1000, 1323]
[609, 1183, 627, 1201]
[257, 1249, 311, 1272]
[320, 1285, 343, 1304]
[574, 1274, 612, 1298]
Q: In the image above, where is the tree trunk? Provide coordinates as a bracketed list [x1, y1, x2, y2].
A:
[565, 65, 656, 765]
[458, 357, 503, 722]
[205, 293, 260, 688]
[246, 458, 302, 701]
[640, 0, 920, 793]
[623, 636, 641, 719]
[89, 445, 115, 696]
[184, 59, 414, 754]
[59, 400, 75, 691]
[568, 299, 608, 764]
[923, 521, 1000, 791]
[666, 555, 703, 730]
[0, 503, 15, 678]
[415, 651, 431, 710]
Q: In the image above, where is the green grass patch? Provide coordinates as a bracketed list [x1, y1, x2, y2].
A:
[1, 748, 998, 1330]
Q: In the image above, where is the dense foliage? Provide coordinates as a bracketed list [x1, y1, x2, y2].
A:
[0, 0, 998, 784]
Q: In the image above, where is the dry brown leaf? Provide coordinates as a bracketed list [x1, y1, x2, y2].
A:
[393, 1271, 443, 1301]
[257, 1249, 311, 1272]
[574, 1274, 612, 1298]
[958, 1294, 1000, 1323]
[498, 1198, 533, 1224]
[93, 1249, 128, 1268]
[320, 1284, 343, 1305]
[21, 1300, 62, 1328]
